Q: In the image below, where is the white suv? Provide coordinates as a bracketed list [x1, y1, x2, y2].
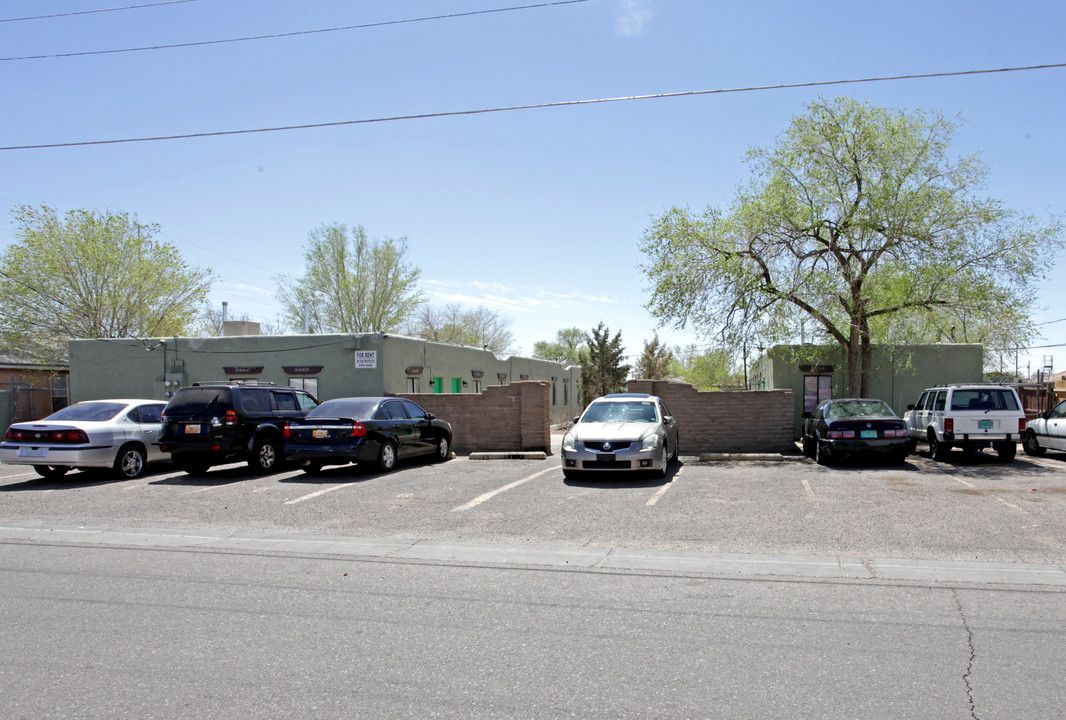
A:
[903, 384, 1026, 462]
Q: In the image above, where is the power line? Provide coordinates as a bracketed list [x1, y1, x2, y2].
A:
[3, 62, 1064, 152]
[0, 0, 196, 24]
[0, 0, 590, 62]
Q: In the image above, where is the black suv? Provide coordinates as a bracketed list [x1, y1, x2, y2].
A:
[159, 382, 319, 474]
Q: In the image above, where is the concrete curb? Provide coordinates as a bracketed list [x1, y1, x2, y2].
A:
[698, 453, 805, 462]
[469, 451, 549, 461]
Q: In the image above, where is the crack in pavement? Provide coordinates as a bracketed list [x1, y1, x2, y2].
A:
[953, 589, 980, 720]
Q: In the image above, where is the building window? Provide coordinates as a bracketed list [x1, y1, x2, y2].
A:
[50, 373, 69, 413]
[407, 377, 419, 393]
[803, 375, 832, 413]
[474, 379, 482, 393]
[289, 377, 318, 397]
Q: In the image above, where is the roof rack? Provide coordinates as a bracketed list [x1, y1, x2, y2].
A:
[191, 380, 279, 387]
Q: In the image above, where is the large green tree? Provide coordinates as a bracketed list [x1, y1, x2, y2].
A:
[581, 322, 629, 401]
[632, 334, 673, 380]
[0, 204, 212, 361]
[641, 97, 1063, 396]
[532, 327, 587, 365]
[668, 344, 741, 390]
[275, 223, 423, 333]
[406, 302, 515, 354]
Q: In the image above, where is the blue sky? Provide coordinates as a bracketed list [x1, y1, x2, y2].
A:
[1, 0, 1064, 376]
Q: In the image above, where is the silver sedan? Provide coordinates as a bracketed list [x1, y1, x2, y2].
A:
[561, 393, 679, 479]
[0, 399, 169, 479]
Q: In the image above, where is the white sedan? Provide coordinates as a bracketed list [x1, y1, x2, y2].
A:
[561, 393, 679, 479]
[1023, 399, 1066, 456]
[0, 399, 169, 479]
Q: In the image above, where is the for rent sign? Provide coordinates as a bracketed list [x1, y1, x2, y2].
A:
[355, 351, 377, 369]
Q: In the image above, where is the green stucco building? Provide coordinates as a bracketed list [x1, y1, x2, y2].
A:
[69, 332, 582, 423]
[750, 343, 984, 438]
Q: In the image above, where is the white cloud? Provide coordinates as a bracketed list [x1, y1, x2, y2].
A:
[426, 281, 617, 316]
[615, 0, 652, 37]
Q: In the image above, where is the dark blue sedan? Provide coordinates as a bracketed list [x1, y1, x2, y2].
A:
[283, 397, 452, 474]
[801, 398, 910, 465]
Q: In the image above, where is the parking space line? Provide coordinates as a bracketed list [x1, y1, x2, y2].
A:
[646, 467, 681, 506]
[801, 477, 817, 500]
[285, 482, 362, 505]
[952, 476, 1025, 512]
[452, 466, 557, 512]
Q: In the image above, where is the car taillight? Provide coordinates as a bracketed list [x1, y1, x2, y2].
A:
[1019, 418, 1027, 433]
[224, 410, 238, 426]
[828, 429, 855, 439]
[945, 418, 954, 433]
[283, 422, 291, 438]
[351, 422, 367, 438]
[6, 428, 89, 444]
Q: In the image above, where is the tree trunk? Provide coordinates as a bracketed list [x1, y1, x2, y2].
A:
[846, 319, 862, 397]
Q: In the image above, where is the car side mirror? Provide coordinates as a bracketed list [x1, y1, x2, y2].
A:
[663, 415, 674, 424]
[572, 416, 580, 424]
[907, 404, 915, 411]
[425, 412, 435, 420]
[801, 411, 812, 419]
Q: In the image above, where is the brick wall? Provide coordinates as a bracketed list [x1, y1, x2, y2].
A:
[392, 381, 550, 453]
[628, 380, 795, 453]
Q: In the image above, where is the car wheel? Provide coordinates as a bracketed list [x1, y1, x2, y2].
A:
[302, 461, 323, 475]
[995, 441, 1017, 462]
[801, 435, 814, 458]
[114, 444, 147, 479]
[1023, 432, 1047, 457]
[907, 438, 918, 453]
[250, 437, 281, 473]
[929, 432, 951, 461]
[669, 435, 679, 463]
[562, 468, 580, 480]
[656, 442, 669, 478]
[433, 435, 451, 462]
[376, 440, 397, 472]
[33, 465, 71, 479]
[815, 439, 830, 466]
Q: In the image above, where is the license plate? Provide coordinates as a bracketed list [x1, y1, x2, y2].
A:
[596, 453, 615, 462]
[861, 430, 878, 439]
[17, 446, 48, 459]
[313, 429, 329, 439]
[978, 420, 994, 430]
[184, 424, 201, 435]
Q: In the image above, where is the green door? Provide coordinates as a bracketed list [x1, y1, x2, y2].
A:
[451, 378, 462, 393]
[432, 377, 443, 394]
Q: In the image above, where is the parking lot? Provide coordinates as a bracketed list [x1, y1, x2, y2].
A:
[3, 438, 1066, 567]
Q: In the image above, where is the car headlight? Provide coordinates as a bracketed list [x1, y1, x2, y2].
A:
[641, 434, 659, 450]
[562, 433, 576, 451]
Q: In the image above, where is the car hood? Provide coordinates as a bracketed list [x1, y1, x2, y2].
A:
[569, 422, 659, 441]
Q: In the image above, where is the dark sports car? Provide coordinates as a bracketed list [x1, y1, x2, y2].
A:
[283, 397, 452, 473]
[802, 398, 909, 465]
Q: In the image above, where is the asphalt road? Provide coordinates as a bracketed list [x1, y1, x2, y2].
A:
[2, 440, 1066, 719]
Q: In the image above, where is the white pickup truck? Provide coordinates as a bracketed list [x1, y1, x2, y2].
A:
[903, 384, 1026, 462]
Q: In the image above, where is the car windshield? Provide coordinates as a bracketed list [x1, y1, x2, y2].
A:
[949, 389, 1020, 411]
[825, 400, 895, 419]
[581, 401, 658, 423]
[44, 402, 126, 422]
